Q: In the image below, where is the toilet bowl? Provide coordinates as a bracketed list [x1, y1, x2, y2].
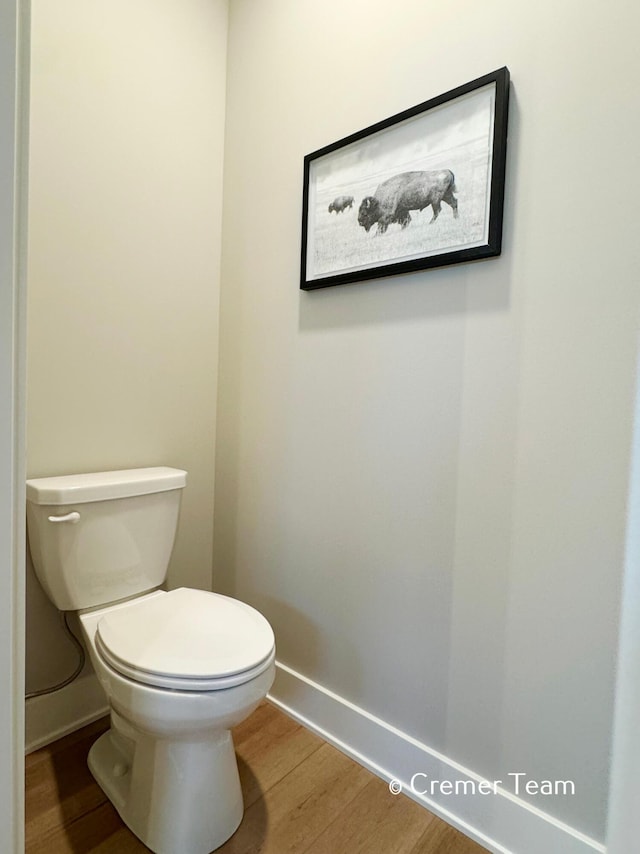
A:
[25, 467, 275, 854]
[79, 587, 275, 853]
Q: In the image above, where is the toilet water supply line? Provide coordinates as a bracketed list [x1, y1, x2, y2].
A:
[25, 611, 86, 700]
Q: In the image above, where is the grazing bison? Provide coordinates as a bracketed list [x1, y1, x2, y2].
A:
[358, 170, 458, 234]
[328, 195, 355, 214]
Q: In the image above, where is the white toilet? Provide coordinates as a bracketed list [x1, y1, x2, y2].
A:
[25, 466, 275, 854]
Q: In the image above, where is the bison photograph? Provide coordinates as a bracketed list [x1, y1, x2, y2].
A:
[301, 68, 509, 289]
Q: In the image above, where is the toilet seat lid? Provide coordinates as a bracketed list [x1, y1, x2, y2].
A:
[95, 588, 275, 688]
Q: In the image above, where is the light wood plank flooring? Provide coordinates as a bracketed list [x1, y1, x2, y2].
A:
[26, 701, 488, 854]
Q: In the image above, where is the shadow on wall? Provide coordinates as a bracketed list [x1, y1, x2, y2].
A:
[298, 227, 512, 333]
[248, 595, 359, 694]
[299, 261, 467, 331]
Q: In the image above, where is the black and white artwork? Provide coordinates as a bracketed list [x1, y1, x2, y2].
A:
[300, 67, 510, 290]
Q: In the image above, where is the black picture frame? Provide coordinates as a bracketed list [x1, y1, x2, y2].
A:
[300, 67, 510, 291]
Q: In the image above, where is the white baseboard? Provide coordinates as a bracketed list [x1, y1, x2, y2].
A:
[267, 661, 605, 854]
[25, 672, 109, 754]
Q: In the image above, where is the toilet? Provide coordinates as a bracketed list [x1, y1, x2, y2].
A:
[25, 466, 275, 854]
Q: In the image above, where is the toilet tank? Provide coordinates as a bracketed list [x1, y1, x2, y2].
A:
[26, 467, 187, 611]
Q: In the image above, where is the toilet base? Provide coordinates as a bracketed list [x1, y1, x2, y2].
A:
[88, 713, 244, 854]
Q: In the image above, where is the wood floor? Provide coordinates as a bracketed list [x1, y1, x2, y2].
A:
[26, 702, 488, 854]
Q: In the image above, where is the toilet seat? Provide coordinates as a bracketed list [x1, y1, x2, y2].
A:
[95, 588, 276, 691]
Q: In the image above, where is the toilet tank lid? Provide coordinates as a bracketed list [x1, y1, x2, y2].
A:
[26, 467, 187, 505]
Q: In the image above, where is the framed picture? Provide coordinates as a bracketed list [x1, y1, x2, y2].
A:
[300, 67, 510, 291]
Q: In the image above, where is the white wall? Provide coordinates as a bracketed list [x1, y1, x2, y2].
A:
[26, 0, 228, 744]
[215, 0, 640, 847]
[0, 0, 27, 846]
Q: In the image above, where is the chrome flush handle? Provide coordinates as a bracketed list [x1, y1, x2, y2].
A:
[47, 511, 81, 524]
